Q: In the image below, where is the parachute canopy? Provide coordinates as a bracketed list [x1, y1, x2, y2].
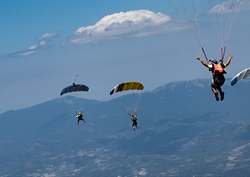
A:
[60, 83, 89, 96]
[110, 81, 144, 95]
[231, 68, 250, 86]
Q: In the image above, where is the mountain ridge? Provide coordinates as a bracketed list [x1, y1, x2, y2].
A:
[0, 78, 250, 177]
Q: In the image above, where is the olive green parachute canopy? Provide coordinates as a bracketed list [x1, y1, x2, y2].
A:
[110, 81, 144, 95]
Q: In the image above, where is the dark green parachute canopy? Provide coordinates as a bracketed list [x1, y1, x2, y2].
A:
[60, 83, 89, 96]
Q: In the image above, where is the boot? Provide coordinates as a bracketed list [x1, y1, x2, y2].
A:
[215, 92, 219, 101]
[220, 92, 224, 101]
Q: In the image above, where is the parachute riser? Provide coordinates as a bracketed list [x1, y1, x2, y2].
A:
[202, 46, 226, 62]
[201, 47, 209, 62]
[221, 46, 226, 61]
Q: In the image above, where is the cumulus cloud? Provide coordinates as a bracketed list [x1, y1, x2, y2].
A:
[209, 0, 248, 14]
[10, 32, 59, 57]
[62, 10, 185, 45]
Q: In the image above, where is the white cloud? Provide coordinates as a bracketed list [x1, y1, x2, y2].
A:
[10, 32, 59, 57]
[11, 49, 39, 56]
[39, 32, 59, 41]
[62, 10, 185, 45]
[209, 0, 248, 14]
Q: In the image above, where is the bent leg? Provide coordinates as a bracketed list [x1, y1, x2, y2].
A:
[216, 86, 223, 94]
[211, 83, 219, 101]
[135, 122, 138, 129]
[211, 84, 217, 94]
[217, 86, 224, 101]
[132, 123, 135, 131]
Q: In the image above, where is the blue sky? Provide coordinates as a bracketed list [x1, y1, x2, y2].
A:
[0, 0, 250, 113]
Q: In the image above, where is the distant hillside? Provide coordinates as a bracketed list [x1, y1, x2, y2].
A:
[0, 78, 250, 177]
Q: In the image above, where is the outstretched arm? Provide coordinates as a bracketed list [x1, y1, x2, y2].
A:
[196, 56, 209, 68]
[224, 54, 233, 67]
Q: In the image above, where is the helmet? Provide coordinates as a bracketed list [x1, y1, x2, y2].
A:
[212, 59, 218, 64]
[78, 112, 81, 115]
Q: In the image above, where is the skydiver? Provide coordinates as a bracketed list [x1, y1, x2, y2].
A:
[196, 54, 233, 101]
[128, 111, 138, 131]
[76, 112, 86, 125]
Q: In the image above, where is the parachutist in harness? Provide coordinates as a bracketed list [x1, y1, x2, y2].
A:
[196, 54, 233, 101]
[128, 111, 138, 131]
[76, 112, 86, 125]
